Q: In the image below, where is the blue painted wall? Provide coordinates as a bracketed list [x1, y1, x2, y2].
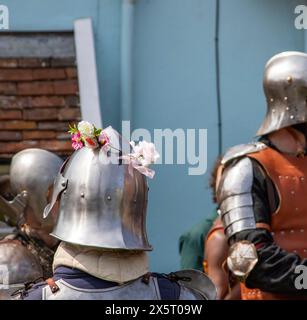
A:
[2, 0, 306, 271]
[220, 0, 305, 150]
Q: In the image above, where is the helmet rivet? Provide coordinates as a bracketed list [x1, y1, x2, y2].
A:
[290, 115, 294, 119]
[61, 181, 66, 187]
[286, 107, 290, 111]
[63, 190, 67, 195]
[80, 192, 85, 198]
[284, 96, 288, 101]
[107, 195, 111, 201]
[133, 199, 137, 203]
[270, 98, 274, 103]
[287, 76, 292, 83]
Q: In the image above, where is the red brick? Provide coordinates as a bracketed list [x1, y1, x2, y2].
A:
[22, 130, 56, 140]
[23, 108, 58, 121]
[18, 58, 50, 68]
[65, 95, 80, 107]
[0, 131, 22, 141]
[0, 110, 22, 120]
[65, 67, 78, 79]
[57, 132, 70, 140]
[32, 69, 66, 80]
[17, 81, 54, 95]
[39, 140, 72, 152]
[38, 121, 69, 131]
[0, 96, 30, 109]
[0, 83, 17, 95]
[0, 120, 36, 130]
[0, 69, 33, 81]
[0, 141, 39, 153]
[30, 96, 65, 108]
[58, 108, 81, 121]
[53, 80, 78, 95]
[51, 57, 75, 67]
[0, 59, 18, 68]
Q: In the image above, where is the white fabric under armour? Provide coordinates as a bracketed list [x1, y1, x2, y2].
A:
[53, 241, 149, 284]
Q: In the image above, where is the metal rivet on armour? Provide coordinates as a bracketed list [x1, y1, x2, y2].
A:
[287, 76, 292, 83]
[284, 97, 288, 101]
[107, 196, 111, 201]
[81, 192, 85, 198]
[290, 115, 294, 119]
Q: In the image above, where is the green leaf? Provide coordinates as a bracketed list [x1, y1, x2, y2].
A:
[68, 123, 78, 134]
[93, 126, 102, 136]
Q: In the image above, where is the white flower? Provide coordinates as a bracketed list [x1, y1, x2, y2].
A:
[77, 120, 95, 137]
[131, 140, 160, 167]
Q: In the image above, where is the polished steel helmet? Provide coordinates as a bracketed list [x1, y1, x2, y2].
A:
[0, 240, 43, 300]
[44, 127, 152, 251]
[257, 51, 307, 136]
[0, 149, 63, 230]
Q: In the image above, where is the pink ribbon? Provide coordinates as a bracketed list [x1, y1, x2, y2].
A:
[121, 155, 156, 179]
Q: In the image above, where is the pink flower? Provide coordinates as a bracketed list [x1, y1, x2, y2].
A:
[72, 132, 81, 142]
[72, 140, 83, 150]
[98, 131, 110, 151]
[120, 140, 159, 179]
[130, 141, 160, 167]
[71, 132, 84, 150]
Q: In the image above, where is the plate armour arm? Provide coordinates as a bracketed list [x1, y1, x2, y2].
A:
[217, 157, 307, 295]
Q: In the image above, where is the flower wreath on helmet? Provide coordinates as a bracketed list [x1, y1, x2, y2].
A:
[68, 120, 160, 178]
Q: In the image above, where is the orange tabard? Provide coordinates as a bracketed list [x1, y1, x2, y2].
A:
[206, 218, 224, 243]
[240, 146, 307, 300]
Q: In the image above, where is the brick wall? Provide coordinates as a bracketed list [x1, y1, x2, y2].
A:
[0, 57, 81, 159]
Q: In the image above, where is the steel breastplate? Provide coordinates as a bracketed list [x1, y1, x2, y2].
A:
[42, 276, 202, 300]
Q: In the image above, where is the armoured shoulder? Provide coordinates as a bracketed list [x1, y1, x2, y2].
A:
[221, 142, 267, 166]
[217, 155, 257, 240]
[172, 269, 217, 300]
[0, 240, 43, 299]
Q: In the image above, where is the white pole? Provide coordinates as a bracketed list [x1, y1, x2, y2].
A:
[121, 0, 135, 127]
[74, 18, 102, 128]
